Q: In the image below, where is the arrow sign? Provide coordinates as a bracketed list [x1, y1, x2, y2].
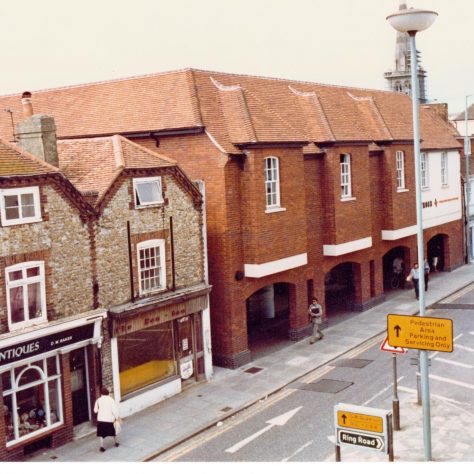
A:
[225, 406, 302, 454]
[380, 336, 407, 354]
[337, 430, 385, 451]
[394, 325, 401, 337]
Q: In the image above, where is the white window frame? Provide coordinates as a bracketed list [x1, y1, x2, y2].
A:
[340, 154, 352, 199]
[441, 152, 449, 187]
[396, 151, 406, 190]
[133, 177, 164, 208]
[137, 239, 166, 296]
[5, 261, 47, 331]
[0, 186, 41, 227]
[2, 354, 63, 447]
[421, 153, 429, 189]
[264, 156, 281, 210]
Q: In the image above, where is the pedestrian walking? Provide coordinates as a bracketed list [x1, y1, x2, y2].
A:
[424, 259, 430, 291]
[94, 387, 120, 452]
[408, 263, 420, 300]
[308, 297, 324, 344]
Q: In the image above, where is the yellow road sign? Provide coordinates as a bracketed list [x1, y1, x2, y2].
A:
[387, 314, 453, 352]
[336, 410, 384, 433]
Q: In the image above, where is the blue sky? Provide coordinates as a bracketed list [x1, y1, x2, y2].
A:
[1, 0, 473, 115]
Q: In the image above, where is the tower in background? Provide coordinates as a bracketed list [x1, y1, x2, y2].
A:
[384, 1, 429, 103]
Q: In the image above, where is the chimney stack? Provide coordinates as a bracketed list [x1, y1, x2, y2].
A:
[15, 92, 59, 168]
[21, 91, 34, 119]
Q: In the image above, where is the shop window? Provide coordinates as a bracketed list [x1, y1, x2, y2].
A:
[0, 186, 41, 226]
[137, 240, 166, 295]
[2, 355, 62, 446]
[133, 177, 163, 208]
[117, 321, 177, 397]
[5, 261, 47, 331]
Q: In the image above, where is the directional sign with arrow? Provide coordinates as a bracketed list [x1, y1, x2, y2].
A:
[337, 429, 385, 451]
[387, 313, 453, 352]
[225, 406, 302, 454]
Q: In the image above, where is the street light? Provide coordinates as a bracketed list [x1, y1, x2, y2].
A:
[465, 95, 472, 262]
[386, 6, 438, 462]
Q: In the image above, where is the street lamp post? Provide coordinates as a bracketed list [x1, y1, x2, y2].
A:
[386, 6, 438, 462]
[465, 95, 472, 262]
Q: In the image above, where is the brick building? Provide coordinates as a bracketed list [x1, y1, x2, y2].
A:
[0, 100, 210, 459]
[0, 69, 464, 370]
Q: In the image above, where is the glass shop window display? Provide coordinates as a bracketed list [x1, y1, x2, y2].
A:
[2, 355, 62, 445]
[118, 321, 177, 397]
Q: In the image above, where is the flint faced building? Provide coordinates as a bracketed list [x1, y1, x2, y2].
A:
[0, 136, 105, 460]
[0, 102, 210, 459]
[0, 69, 464, 370]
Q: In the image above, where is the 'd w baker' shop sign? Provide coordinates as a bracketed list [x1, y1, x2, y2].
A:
[0, 324, 94, 367]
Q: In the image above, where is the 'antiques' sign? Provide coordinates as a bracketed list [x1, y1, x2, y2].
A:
[0, 324, 95, 367]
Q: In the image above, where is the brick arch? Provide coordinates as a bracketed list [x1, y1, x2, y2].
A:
[382, 245, 411, 290]
[427, 233, 449, 271]
[324, 261, 360, 315]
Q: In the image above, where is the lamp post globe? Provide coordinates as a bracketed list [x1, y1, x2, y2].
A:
[386, 8, 438, 34]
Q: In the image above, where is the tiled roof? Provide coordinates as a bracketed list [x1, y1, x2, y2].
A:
[57, 135, 177, 204]
[0, 68, 461, 152]
[0, 136, 59, 177]
[452, 103, 474, 121]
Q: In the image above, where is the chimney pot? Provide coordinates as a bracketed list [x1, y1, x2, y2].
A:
[21, 91, 33, 119]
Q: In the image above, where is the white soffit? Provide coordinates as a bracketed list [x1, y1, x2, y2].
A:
[323, 237, 372, 257]
[244, 253, 308, 278]
[382, 213, 462, 240]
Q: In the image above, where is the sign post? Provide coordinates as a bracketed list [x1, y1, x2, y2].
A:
[334, 403, 392, 461]
[380, 336, 406, 431]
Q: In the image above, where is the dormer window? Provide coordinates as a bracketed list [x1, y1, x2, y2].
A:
[133, 177, 163, 208]
[0, 187, 41, 226]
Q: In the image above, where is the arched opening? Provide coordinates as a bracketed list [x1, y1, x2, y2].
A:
[324, 263, 356, 316]
[382, 246, 410, 291]
[427, 234, 447, 272]
[246, 283, 291, 356]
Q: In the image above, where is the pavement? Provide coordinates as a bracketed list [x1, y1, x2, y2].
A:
[26, 264, 474, 463]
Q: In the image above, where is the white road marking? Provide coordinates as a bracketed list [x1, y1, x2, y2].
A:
[398, 386, 469, 406]
[428, 373, 474, 390]
[362, 377, 405, 406]
[281, 441, 313, 462]
[435, 357, 474, 369]
[470, 332, 474, 336]
[455, 344, 474, 353]
[225, 406, 302, 454]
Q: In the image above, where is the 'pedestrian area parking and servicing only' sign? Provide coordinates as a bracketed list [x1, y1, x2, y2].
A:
[387, 314, 453, 352]
[334, 403, 391, 454]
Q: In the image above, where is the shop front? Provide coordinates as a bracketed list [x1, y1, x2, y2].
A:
[0, 310, 106, 460]
[109, 284, 212, 417]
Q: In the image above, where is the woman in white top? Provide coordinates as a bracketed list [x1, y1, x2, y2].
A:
[93, 387, 119, 452]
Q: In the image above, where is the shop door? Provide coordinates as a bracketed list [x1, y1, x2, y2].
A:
[174, 316, 195, 383]
[70, 348, 90, 425]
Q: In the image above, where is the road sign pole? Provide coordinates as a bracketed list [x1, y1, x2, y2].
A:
[335, 444, 341, 462]
[392, 354, 400, 431]
[387, 414, 394, 462]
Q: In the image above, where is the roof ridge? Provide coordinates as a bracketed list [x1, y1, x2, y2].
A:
[0, 67, 402, 100]
[289, 85, 336, 141]
[118, 136, 177, 166]
[347, 93, 393, 141]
